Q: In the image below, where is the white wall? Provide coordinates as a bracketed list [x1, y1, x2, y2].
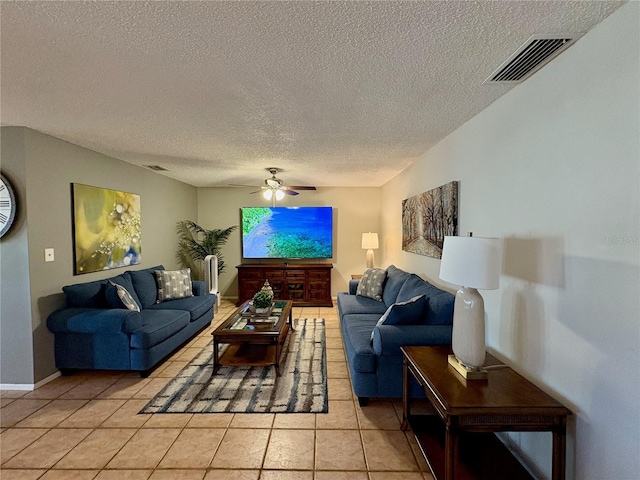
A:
[197, 186, 381, 299]
[380, 3, 639, 479]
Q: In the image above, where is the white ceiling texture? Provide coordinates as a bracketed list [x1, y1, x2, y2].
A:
[1, 1, 624, 188]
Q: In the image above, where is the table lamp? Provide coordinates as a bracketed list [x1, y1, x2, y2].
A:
[362, 232, 379, 269]
[439, 234, 501, 378]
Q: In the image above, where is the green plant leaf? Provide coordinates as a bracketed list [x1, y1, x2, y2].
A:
[175, 221, 238, 281]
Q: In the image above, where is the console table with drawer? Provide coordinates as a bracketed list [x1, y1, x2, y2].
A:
[236, 263, 333, 307]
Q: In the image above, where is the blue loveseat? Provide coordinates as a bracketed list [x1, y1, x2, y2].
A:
[337, 265, 454, 405]
[47, 265, 215, 377]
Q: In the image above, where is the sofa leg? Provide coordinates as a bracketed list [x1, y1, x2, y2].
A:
[358, 397, 369, 407]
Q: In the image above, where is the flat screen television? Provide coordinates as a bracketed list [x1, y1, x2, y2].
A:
[241, 206, 333, 260]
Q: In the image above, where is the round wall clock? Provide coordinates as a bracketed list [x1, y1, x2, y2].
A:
[0, 173, 17, 237]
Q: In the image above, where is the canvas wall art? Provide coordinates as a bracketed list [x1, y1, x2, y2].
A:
[72, 183, 141, 274]
[402, 181, 458, 259]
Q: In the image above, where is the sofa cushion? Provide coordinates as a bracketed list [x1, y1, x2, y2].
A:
[155, 269, 194, 302]
[341, 314, 380, 373]
[106, 281, 141, 312]
[63, 280, 107, 308]
[356, 268, 387, 302]
[396, 274, 455, 325]
[130, 310, 190, 349]
[109, 272, 143, 310]
[371, 294, 427, 342]
[337, 292, 388, 317]
[146, 294, 215, 321]
[382, 265, 411, 307]
[129, 265, 165, 308]
[395, 274, 428, 303]
[422, 286, 455, 325]
[378, 294, 427, 327]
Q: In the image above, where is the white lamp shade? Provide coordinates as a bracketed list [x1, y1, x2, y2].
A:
[439, 236, 501, 290]
[362, 232, 379, 250]
[263, 189, 273, 200]
[275, 189, 285, 201]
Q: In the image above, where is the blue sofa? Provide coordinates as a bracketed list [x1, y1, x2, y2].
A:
[337, 265, 454, 405]
[47, 265, 215, 377]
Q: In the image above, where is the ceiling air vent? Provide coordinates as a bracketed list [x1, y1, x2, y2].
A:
[144, 165, 168, 171]
[484, 34, 583, 84]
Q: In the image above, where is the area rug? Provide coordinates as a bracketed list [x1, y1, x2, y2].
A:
[140, 318, 327, 414]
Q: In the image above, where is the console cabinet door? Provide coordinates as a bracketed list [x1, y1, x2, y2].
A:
[264, 269, 284, 299]
[285, 269, 306, 302]
[307, 269, 331, 303]
[237, 268, 262, 304]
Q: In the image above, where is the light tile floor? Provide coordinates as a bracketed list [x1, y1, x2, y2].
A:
[1, 299, 434, 480]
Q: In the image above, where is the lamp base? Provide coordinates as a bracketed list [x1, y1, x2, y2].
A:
[451, 287, 486, 369]
[447, 355, 488, 380]
[365, 249, 375, 269]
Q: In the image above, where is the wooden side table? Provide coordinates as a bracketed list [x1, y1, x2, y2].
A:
[401, 346, 571, 480]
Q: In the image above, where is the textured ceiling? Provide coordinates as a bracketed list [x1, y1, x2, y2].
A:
[0, 1, 624, 188]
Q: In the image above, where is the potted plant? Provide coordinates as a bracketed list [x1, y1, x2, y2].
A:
[252, 290, 273, 314]
[175, 221, 237, 281]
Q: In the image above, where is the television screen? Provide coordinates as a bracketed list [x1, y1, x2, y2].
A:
[241, 206, 333, 259]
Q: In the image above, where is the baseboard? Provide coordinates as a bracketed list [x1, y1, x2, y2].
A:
[0, 370, 61, 391]
[0, 383, 33, 391]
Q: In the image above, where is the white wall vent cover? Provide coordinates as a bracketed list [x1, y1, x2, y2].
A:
[144, 165, 169, 171]
[485, 34, 583, 84]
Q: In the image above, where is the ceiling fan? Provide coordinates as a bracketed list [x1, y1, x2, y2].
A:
[231, 167, 316, 204]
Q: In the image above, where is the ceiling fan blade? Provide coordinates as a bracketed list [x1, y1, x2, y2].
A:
[249, 189, 263, 194]
[283, 190, 299, 196]
[229, 183, 260, 188]
[286, 186, 316, 190]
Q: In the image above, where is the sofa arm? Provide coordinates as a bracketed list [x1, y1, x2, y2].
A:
[192, 280, 206, 296]
[372, 324, 452, 357]
[348, 279, 360, 295]
[47, 308, 142, 334]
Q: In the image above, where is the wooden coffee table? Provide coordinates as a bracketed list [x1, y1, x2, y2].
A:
[401, 346, 571, 480]
[212, 300, 294, 376]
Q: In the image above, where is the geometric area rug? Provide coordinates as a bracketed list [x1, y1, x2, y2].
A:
[139, 318, 328, 414]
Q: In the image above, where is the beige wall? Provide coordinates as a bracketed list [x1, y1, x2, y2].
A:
[197, 186, 380, 299]
[380, 4, 639, 479]
[1, 127, 198, 384]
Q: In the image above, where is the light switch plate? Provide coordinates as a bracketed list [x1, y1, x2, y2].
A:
[45, 248, 55, 262]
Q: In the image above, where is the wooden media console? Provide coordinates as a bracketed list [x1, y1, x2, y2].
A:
[236, 263, 333, 307]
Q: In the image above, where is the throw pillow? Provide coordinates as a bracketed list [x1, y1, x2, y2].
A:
[155, 268, 193, 302]
[106, 281, 141, 312]
[370, 295, 427, 342]
[356, 268, 387, 302]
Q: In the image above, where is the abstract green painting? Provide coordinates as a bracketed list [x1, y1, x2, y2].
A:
[72, 183, 141, 274]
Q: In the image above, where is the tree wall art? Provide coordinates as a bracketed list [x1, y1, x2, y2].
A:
[402, 181, 458, 259]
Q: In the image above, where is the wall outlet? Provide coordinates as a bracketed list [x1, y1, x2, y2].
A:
[45, 248, 55, 262]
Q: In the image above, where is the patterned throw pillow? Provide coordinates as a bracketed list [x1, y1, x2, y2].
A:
[107, 281, 141, 312]
[355, 268, 387, 302]
[370, 294, 427, 342]
[155, 269, 193, 302]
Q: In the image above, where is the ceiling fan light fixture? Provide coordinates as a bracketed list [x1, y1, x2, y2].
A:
[275, 190, 285, 201]
[263, 189, 273, 201]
